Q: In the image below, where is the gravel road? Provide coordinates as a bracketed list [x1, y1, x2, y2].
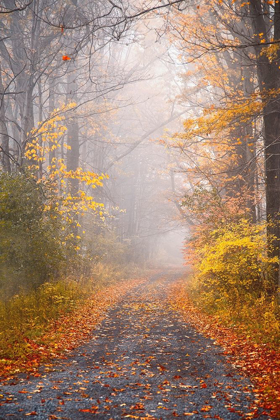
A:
[0, 270, 273, 419]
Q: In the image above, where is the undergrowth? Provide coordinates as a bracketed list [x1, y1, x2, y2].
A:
[0, 280, 83, 361]
[186, 218, 280, 347]
[0, 262, 143, 368]
[188, 276, 280, 348]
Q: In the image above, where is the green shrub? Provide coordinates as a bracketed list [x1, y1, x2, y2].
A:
[0, 172, 66, 297]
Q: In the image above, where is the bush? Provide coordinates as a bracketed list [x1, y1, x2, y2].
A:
[86, 231, 129, 265]
[0, 172, 66, 297]
[191, 219, 277, 309]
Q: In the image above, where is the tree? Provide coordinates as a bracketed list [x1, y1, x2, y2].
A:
[0, 0, 188, 275]
[167, 0, 280, 288]
[247, 0, 280, 275]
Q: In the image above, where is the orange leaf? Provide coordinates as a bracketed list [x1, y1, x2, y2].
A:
[201, 406, 212, 412]
[62, 55, 71, 61]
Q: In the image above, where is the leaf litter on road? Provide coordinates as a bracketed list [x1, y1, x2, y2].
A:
[0, 270, 276, 419]
[168, 277, 280, 418]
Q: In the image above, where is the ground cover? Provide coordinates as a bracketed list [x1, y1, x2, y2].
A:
[0, 277, 146, 379]
[0, 270, 274, 419]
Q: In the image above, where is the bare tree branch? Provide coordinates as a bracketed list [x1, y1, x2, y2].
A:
[0, 0, 33, 14]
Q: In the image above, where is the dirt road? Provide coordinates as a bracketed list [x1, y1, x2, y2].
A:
[0, 270, 272, 419]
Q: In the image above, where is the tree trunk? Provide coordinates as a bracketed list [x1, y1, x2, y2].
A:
[66, 66, 79, 197]
[49, 76, 56, 168]
[0, 65, 11, 173]
[66, 62, 80, 237]
[249, 0, 280, 288]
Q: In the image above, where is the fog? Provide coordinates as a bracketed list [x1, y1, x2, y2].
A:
[96, 28, 189, 266]
[0, 0, 191, 271]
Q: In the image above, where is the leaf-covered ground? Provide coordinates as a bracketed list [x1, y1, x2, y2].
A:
[0, 270, 275, 419]
[0, 279, 145, 378]
[168, 278, 280, 419]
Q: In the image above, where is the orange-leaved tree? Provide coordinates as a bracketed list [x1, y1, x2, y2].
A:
[168, 0, 280, 289]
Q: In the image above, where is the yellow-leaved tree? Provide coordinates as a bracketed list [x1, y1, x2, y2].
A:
[24, 104, 108, 252]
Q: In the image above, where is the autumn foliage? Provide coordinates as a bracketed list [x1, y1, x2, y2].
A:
[175, 189, 280, 416]
[163, 8, 280, 417]
[25, 105, 107, 232]
[188, 218, 278, 306]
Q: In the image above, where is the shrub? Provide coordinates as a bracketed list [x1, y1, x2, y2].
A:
[0, 172, 66, 297]
[190, 219, 278, 309]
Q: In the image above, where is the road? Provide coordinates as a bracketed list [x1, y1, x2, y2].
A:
[0, 270, 272, 419]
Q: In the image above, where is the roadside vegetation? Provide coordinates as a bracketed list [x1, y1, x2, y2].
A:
[187, 216, 280, 348]
[163, 4, 280, 414]
[168, 196, 280, 417]
[0, 276, 145, 377]
[171, 190, 280, 416]
[0, 171, 144, 376]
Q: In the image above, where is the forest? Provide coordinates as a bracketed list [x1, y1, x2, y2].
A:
[0, 0, 280, 418]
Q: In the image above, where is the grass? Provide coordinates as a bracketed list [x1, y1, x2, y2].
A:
[0, 262, 147, 376]
[0, 280, 85, 361]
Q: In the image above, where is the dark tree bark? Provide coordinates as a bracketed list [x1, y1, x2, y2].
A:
[249, 0, 280, 288]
